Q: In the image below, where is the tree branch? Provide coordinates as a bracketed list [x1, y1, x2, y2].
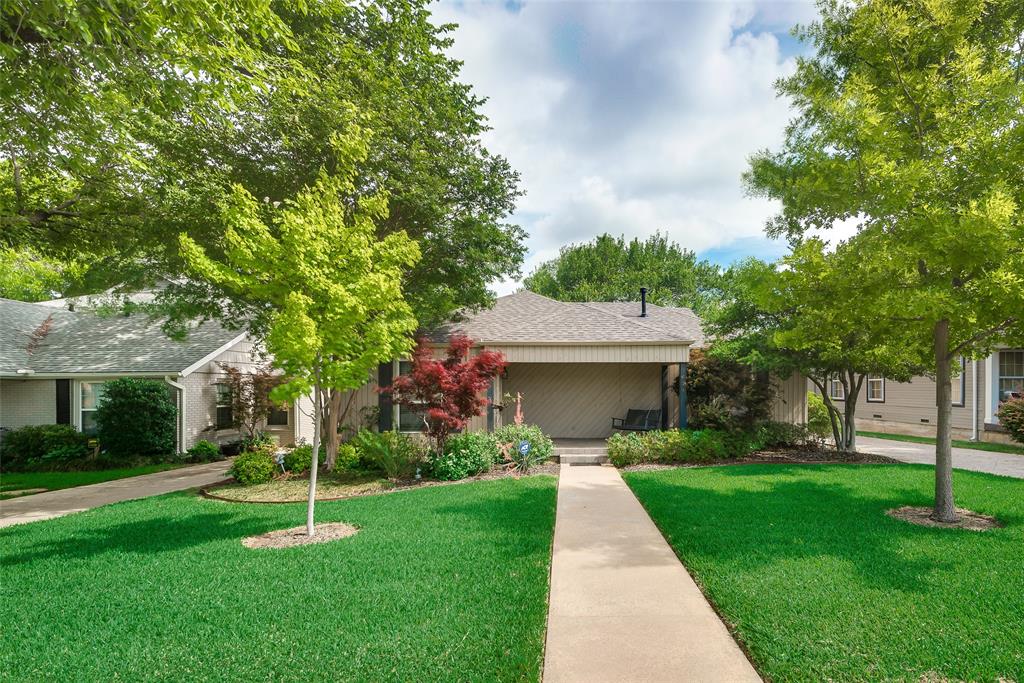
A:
[950, 318, 1018, 358]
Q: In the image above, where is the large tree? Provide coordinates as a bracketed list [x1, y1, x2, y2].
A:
[2, 0, 524, 325]
[180, 129, 420, 536]
[746, 0, 1024, 520]
[709, 245, 922, 452]
[523, 232, 721, 314]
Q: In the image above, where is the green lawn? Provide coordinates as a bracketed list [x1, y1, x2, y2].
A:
[0, 476, 557, 681]
[858, 429, 1024, 455]
[625, 464, 1024, 682]
[0, 464, 187, 499]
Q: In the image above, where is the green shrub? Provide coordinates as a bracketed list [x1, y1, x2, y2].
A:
[284, 443, 321, 473]
[807, 392, 832, 438]
[685, 349, 775, 431]
[492, 423, 554, 463]
[241, 431, 275, 452]
[430, 432, 496, 480]
[755, 421, 813, 450]
[186, 440, 222, 463]
[95, 378, 177, 458]
[29, 442, 92, 470]
[607, 432, 649, 467]
[333, 443, 360, 472]
[229, 448, 277, 485]
[0, 424, 91, 471]
[353, 430, 426, 481]
[996, 397, 1024, 445]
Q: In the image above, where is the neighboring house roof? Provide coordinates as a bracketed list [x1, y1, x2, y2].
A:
[0, 298, 244, 376]
[434, 290, 705, 346]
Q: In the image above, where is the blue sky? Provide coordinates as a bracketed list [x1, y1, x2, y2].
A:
[431, 0, 822, 293]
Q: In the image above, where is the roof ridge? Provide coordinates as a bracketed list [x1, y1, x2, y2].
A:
[576, 301, 692, 341]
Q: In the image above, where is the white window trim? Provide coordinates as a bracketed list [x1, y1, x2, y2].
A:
[866, 375, 885, 403]
[266, 402, 290, 427]
[215, 382, 234, 430]
[951, 357, 966, 408]
[827, 378, 845, 402]
[997, 349, 1024, 404]
[393, 359, 425, 433]
[78, 379, 110, 435]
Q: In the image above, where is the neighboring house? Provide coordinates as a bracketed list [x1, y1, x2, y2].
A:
[813, 349, 1024, 444]
[0, 298, 314, 452]
[340, 291, 807, 440]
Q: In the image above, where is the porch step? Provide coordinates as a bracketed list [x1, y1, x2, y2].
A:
[557, 453, 609, 465]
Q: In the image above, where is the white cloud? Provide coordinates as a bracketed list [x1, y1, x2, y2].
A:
[430, 0, 819, 294]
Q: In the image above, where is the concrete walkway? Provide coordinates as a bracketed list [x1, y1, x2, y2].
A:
[858, 436, 1024, 479]
[0, 460, 232, 528]
[543, 464, 761, 683]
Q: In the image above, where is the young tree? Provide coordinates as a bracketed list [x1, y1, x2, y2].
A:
[708, 245, 921, 452]
[746, 0, 1024, 520]
[217, 364, 285, 441]
[387, 336, 506, 454]
[523, 232, 722, 315]
[180, 129, 420, 536]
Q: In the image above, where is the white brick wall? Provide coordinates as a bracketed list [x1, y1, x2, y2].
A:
[0, 379, 56, 430]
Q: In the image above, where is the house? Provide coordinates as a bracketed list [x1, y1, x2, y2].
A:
[0, 297, 314, 452]
[341, 291, 807, 439]
[814, 349, 1024, 444]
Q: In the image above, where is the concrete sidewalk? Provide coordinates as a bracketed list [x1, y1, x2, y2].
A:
[543, 464, 761, 683]
[0, 460, 232, 528]
[858, 436, 1024, 479]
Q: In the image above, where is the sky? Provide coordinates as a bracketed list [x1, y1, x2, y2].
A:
[429, 0, 828, 295]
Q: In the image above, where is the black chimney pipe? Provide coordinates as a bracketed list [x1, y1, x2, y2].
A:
[640, 287, 648, 317]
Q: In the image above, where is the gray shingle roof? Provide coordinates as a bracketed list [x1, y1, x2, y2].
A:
[434, 291, 704, 346]
[0, 298, 243, 375]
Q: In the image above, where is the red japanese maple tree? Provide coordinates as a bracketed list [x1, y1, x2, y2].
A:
[386, 335, 506, 453]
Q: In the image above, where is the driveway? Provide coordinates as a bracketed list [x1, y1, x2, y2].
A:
[0, 460, 232, 528]
[858, 436, 1024, 479]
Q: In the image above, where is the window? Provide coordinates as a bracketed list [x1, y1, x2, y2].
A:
[827, 378, 845, 401]
[395, 361, 426, 432]
[80, 381, 108, 435]
[267, 403, 289, 426]
[215, 384, 234, 429]
[866, 375, 885, 403]
[950, 357, 966, 407]
[999, 350, 1024, 402]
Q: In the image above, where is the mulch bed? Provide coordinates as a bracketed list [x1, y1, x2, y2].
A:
[621, 447, 900, 472]
[242, 522, 359, 549]
[886, 506, 1003, 532]
[202, 461, 561, 504]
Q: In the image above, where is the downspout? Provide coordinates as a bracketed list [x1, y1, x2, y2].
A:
[972, 359, 979, 441]
[165, 376, 186, 454]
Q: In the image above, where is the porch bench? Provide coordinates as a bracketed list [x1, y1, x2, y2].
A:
[611, 409, 662, 432]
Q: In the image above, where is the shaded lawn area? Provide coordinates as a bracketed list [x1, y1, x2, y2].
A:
[0, 464, 187, 499]
[858, 430, 1024, 456]
[624, 464, 1024, 682]
[1, 476, 557, 681]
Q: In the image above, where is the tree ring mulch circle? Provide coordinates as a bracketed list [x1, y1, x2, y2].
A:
[242, 522, 359, 549]
[886, 506, 1002, 531]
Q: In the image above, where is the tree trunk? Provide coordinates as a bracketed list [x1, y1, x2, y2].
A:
[841, 372, 864, 453]
[933, 319, 957, 523]
[306, 364, 322, 536]
[323, 389, 343, 470]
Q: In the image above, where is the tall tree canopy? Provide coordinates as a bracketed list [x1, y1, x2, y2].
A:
[1, 0, 523, 325]
[746, 0, 1024, 521]
[180, 128, 421, 536]
[523, 233, 721, 314]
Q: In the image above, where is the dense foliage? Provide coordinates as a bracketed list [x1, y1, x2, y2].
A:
[524, 233, 721, 315]
[0, 424, 90, 471]
[229, 449, 277, 486]
[95, 379, 176, 458]
[806, 392, 832, 439]
[492, 423, 554, 470]
[387, 336, 506, 453]
[352, 430, 426, 481]
[996, 398, 1024, 445]
[284, 444, 316, 474]
[685, 349, 775, 432]
[185, 440, 222, 463]
[430, 433, 497, 481]
[216, 365, 285, 440]
[607, 423, 813, 468]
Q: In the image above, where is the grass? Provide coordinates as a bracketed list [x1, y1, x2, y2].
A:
[0, 464, 187, 499]
[858, 429, 1024, 455]
[0, 475, 557, 681]
[624, 464, 1024, 682]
